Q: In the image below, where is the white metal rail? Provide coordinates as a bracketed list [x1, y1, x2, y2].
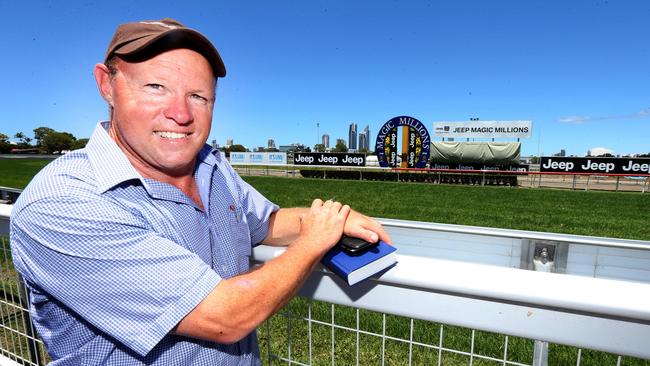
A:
[252, 243, 650, 360]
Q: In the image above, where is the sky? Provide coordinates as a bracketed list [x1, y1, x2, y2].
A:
[1, 0, 649, 157]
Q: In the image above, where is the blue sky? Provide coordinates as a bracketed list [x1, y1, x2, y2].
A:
[1, 0, 649, 157]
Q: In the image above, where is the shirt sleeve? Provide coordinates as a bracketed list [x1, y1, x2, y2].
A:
[10, 194, 221, 357]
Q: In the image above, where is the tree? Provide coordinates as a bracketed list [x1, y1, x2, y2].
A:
[223, 144, 248, 158]
[42, 131, 76, 154]
[71, 138, 89, 150]
[14, 132, 32, 147]
[314, 144, 325, 152]
[0, 133, 10, 153]
[333, 141, 348, 153]
[229, 144, 248, 152]
[33, 127, 55, 147]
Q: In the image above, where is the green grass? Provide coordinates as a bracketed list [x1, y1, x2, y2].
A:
[243, 176, 650, 240]
[257, 299, 649, 365]
[0, 158, 52, 189]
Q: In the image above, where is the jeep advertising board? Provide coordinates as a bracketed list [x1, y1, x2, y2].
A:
[540, 157, 650, 175]
[293, 153, 366, 167]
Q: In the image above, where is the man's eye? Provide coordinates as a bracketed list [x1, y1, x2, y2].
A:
[191, 94, 208, 103]
[146, 83, 163, 90]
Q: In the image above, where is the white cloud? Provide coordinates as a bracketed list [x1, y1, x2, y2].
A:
[588, 147, 614, 156]
[558, 115, 591, 124]
[559, 107, 650, 124]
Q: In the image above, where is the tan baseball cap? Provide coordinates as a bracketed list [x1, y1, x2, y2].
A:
[104, 18, 226, 77]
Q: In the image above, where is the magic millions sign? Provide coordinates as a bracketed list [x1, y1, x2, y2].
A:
[375, 116, 431, 168]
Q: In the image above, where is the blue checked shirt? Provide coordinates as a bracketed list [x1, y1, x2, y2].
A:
[10, 122, 278, 365]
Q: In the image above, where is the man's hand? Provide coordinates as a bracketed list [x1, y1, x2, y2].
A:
[343, 210, 393, 245]
[292, 199, 351, 256]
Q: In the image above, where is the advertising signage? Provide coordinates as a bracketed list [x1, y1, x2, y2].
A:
[294, 153, 366, 167]
[375, 116, 431, 168]
[430, 163, 529, 172]
[434, 120, 532, 139]
[230, 152, 287, 165]
[540, 157, 650, 175]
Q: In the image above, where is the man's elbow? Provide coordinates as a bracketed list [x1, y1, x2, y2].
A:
[175, 312, 256, 345]
[213, 326, 253, 345]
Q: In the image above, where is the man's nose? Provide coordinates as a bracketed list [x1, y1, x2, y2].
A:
[164, 95, 193, 125]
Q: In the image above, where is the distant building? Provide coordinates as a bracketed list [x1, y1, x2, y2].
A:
[279, 143, 308, 153]
[364, 125, 370, 150]
[267, 138, 276, 149]
[358, 133, 367, 152]
[226, 138, 233, 147]
[357, 125, 371, 151]
[335, 138, 346, 148]
[348, 123, 357, 150]
[322, 134, 330, 149]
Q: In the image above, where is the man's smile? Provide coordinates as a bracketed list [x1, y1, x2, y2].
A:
[154, 131, 192, 140]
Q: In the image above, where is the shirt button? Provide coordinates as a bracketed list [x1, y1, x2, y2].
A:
[222, 265, 228, 272]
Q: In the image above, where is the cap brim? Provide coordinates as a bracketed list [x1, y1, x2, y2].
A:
[110, 28, 226, 78]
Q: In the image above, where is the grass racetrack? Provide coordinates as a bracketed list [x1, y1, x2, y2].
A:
[243, 176, 650, 241]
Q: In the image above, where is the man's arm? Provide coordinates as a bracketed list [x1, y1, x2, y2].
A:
[174, 199, 351, 343]
[262, 206, 393, 247]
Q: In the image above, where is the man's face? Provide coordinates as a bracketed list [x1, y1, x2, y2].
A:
[107, 48, 216, 178]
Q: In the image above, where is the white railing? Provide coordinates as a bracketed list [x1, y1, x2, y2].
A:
[1, 204, 650, 365]
[252, 231, 650, 362]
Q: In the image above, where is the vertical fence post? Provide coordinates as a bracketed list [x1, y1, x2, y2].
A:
[17, 273, 44, 366]
[532, 341, 549, 366]
[615, 176, 620, 192]
[572, 175, 576, 190]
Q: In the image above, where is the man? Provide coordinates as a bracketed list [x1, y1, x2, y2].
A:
[10, 18, 391, 365]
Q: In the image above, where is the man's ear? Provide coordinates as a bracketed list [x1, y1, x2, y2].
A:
[93, 63, 114, 106]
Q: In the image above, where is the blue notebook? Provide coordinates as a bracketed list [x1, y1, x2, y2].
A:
[321, 241, 397, 286]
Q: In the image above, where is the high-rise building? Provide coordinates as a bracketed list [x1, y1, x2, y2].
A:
[267, 138, 276, 149]
[356, 125, 371, 151]
[336, 138, 346, 148]
[322, 134, 330, 149]
[226, 138, 233, 147]
[363, 125, 370, 150]
[358, 133, 367, 152]
[348, 123, 357, 150]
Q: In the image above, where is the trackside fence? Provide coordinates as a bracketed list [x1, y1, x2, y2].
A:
[229, 164, 650, 193]
[1, 204, 650, 365]
[253, 218, 650, 365]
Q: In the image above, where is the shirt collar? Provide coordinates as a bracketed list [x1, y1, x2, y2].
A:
[86, 122, 143, 193]
[86, 121, 222, 194]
